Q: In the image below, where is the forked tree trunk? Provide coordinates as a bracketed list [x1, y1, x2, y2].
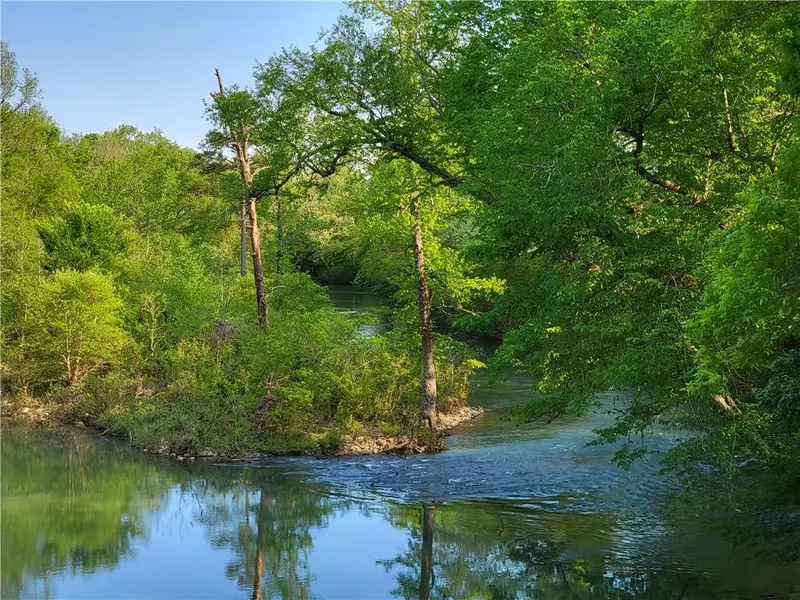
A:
[411, 196, 437, 431]
[212, 68, 269, 327]
[419, 503, 436, 600]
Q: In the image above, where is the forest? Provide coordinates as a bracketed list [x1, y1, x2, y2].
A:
[2, 0, 799, 521]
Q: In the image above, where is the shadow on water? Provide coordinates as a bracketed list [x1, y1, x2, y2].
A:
[3, 424, 800, 599]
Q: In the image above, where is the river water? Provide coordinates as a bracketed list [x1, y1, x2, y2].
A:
[2, 288, 799, 599]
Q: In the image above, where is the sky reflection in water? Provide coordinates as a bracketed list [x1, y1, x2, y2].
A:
[3, 416, 800, 600]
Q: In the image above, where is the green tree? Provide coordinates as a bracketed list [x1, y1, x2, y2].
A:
[26, 270, 130, 386]
[423, 1, 799, 476]
[70, 127, 228, 240]
[206, 72, 271, 325]
[0, 40, 40, 120]
[270, 0, 475, 428]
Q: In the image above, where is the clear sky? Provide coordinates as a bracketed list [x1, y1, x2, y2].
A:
[1, 1, 344, 148]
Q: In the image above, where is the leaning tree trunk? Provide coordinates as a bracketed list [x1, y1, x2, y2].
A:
[419, 503, 436, 600]
[411, 197, 437, 431]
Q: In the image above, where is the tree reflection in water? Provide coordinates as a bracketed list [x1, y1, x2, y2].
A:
[379, 500, 794, 600]
[188, 467, 343, 600]
[4, 425, 799, 600]
[1, 426, 171, 599]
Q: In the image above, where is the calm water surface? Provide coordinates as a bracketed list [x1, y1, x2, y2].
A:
[3, 288, 799, 599]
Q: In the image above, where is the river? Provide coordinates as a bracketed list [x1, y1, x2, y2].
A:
[2, 287, 799, 599]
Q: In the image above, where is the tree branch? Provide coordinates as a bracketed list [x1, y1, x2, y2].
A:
[380, 140, 464, 187]
[627, 123, 705, 204]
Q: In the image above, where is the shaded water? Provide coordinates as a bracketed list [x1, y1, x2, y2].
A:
[327, 285, 386, 337]
[3, 288, 799, 599]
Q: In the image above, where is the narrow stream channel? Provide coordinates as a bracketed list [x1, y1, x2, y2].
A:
[2, 287, 799, 599]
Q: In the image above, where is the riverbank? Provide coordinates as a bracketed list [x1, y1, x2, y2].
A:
[1, 394, 484, 459]
[337, 405, 484, 455]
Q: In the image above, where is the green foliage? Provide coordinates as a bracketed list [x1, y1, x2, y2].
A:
[4, 0, 798, 515]
[70, 127, 230, 238]
[323, 161, 504, 324]
[38, 201, 134, 273]
[59, 272, 477, 455]
[687, 153, 800, 402]
[26, 270, 130, 386]
[1, 40, 40, 113]
[758, 351, 800, 432]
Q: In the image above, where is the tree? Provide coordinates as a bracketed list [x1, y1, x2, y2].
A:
[423, 0, 800, 488]
[71, 127, 228, 242]
[27, 270, 129, 386]
[206, 71, 264, 301]
[207, 61, 352, 324]
[273, 0, 467, 428]
[0, 40, 40, 121]
[206, 70, 293, 326]
[337, 159, 501, 429]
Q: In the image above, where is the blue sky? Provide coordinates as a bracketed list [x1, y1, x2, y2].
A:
[1, 1, 344, 148]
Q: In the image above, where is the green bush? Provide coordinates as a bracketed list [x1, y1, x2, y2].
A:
[38, 201, 134, 274]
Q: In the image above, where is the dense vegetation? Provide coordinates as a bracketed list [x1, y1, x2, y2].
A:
[0, 41, 478, 455]
[2, 0, 799, 516]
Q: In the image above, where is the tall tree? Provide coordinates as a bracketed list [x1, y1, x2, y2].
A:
[207, 70, 269, 326]
[427, 0, 800, 491]
[273, 0, 466, 428]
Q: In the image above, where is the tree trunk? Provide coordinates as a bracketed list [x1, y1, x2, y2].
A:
[411, 197, 437, 430]
[240, 151, 268, 328]
[240, 199, 248, 276]
[249, 197, 268, 327]
[419, 503, 436, 600]
[275, 190, 283, 283]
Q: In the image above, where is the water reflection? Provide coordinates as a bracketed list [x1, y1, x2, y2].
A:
[1, 426, 172, 598]
[325, 284, 387, 337]
[3, 425, 800, 600]
[190, 470, 342, 600]
[383, 502, 800, 600]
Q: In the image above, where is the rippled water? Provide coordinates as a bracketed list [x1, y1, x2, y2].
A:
[3, 422, 800, 600]
[3, 287, 799, 599]
[285, 381, 674, 509]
